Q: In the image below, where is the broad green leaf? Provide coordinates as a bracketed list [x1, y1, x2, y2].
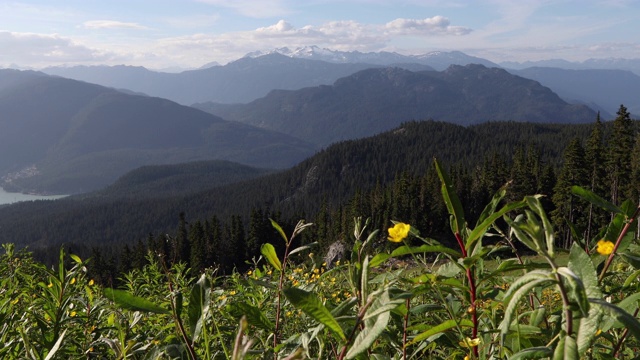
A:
[434, 158, 465, 235]
[553, 335, 578, 360]
[346, 306, 391, 359]
[556, 267, 589, 317]
[270, 218, 288, 243]
[362, 289, 405, 321]
[572, 186, 623, 215]
[568, 243, 603, 355]
[407, 319, 473, 346]
[369, 245, 461, 268]
[590, 298, 640, 344]
[525, 196, 556, 257]
[103, 288, 170, 314]
[500, 276, 553, 343]
[283, 287, 345, 341]
[623, 269, 640, 288]
[599, 292, 640, 331]
[261, 243, 282, 271]
[232, 302, 273, 331]
[188, 273, 211, 341]
[509, 346, 553, 360]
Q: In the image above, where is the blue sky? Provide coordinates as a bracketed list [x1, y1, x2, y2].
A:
[1, 0, 638, 69]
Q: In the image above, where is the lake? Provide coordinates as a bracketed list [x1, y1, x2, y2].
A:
[0, 187, 67, 205]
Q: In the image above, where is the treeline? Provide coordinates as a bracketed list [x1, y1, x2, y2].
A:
[8, 108, 638, 283]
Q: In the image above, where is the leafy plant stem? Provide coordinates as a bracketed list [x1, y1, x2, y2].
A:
[161, 256, 198, 360]
[403, 297, 410, 360]
[455, 232, 479, 358]
[337, 296, 375, 360]
[598, 203, 640, 283]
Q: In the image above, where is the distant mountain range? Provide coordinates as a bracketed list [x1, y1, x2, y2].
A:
[37, 48, 640, 117]
[194, 65, 597, 147]
[0, 69, 314, 194]
[501, 58, 640, 76]
[509, 67, 640, 117]
[244, 46, 499, 70]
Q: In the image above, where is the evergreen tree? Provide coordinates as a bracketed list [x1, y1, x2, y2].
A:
[175, 212, 190, 267]
[189, 220, 206, 274]
[607, 105, 635, 205]
[584, 113, 609, 244]
[552, 138, 588, 249]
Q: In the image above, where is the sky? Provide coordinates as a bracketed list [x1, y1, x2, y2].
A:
[1, 0, 639, 70]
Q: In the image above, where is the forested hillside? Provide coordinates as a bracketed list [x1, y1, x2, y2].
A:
[195, 64, 596, 147]
[2, 108, 636, 282]
[0, 69, 314, 194]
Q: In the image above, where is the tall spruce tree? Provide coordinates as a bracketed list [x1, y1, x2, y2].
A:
[607, 105, 635, 205]
[584, 113, 608, 245]
[552, 138, 588, 249]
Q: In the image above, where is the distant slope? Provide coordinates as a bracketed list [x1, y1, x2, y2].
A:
[510, 67, 640, 117]
[0, 120, 596, 249]
[85, 160, 273, 199]
[194, 65, 597, 147]
[0, 69, 315, 194]
[43, 54, 405, 105]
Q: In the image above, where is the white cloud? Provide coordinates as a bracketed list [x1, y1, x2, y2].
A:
[82, 20, 150, 30]
[0, 31, 114, 67]
[385, 16, 472, 35]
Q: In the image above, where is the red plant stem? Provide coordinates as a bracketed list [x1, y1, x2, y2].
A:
[599, 204, 640, 283]
[455, 232, 478, 358]
[613, 307, 640, 357]
[403, 297, 411, 360]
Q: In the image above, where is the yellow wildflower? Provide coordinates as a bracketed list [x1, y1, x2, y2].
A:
[459, 337, 481, 348]
[47, 283, 53, 288]
[247, 270, 253, 275]
[70, 277, 76, 285]
[88, 279, 95, 286]
[597, 239, 615, 256]
[388, 222, 411, 242]
[229, 290, 236, 296]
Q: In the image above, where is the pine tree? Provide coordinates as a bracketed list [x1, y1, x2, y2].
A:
[552, 138, 588, 249]
[188, 220, 206, 274]
[607, 105, 635, 205]
[584, 113, 608, 245]
[175, 212, 190, 267]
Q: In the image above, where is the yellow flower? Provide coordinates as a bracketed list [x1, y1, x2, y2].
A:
[459, 337, 481, 348]
[229, 290, 236, 296]
[388, 222, 411, 242]
[70, 277, 76, 285]
[597, 239, 615, 256]
[88, 279, 95, 286]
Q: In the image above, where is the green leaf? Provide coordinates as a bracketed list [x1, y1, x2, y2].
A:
[525, 196, 556, 257]
[590, 298, 640, 344]
[434, 158, 465, 235]
[572, 186, 623, 215]
[500, 274, 553, 343]
[261, 243, 282, 271]
[407, 319, 473, 346]
[509, 346, 553, 360]
[568, 243, 603, 356]
[556, 267, 589, 317]
[467, 198, 526, 251]
[188, 273, 211, 341]
[103, 288, 170, 314]
[270, 218, 288, 243]
[44, 329, 67, 360]
[289, 242, 318, 256]
[232, 302, 273, 331]
[553, 335, 578, 360]
[346, 304, 392, 359]
[283, 287, 345, 341]
[369, 245, 461, 268]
